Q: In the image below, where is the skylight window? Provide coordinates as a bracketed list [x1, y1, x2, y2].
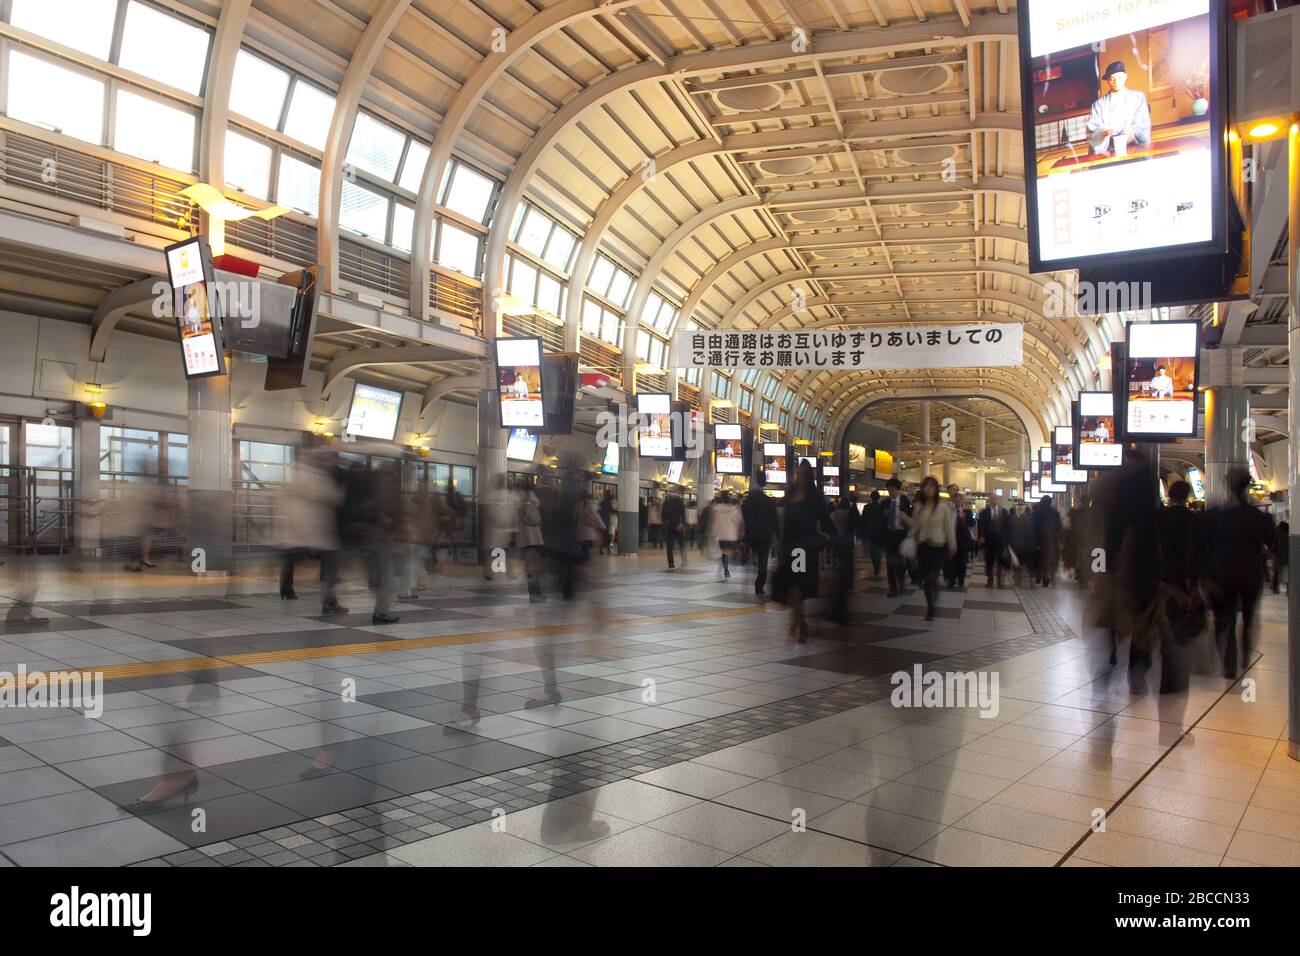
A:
[114, 90, 196, 172]
[6, 51, 105, 144]
[345, 112, 404, 181]
[118, 1, 210, 95]
[9, 0, 115, 60]
[229, 50, 290, 130]
[282, 81, 336, 150]
[441, 161, 495, 223]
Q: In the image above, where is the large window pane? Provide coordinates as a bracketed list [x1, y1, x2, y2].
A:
[509, 258, 537, 303]
[391, 202, 414, 252]
[10, 0, 115, 60]
[224, 130, 272, 198]
[339, 180, 389, 239]
[516, 208, 551, 257]
[282, 81, 336, 150]
[276, 154, 321, 217]
[398, 140, 429, 193]
[118, 1, 210, 95]
[442, 161, 495, 222]
[346, 112, 404, 181]
[6, 52, 104, 144]
[229, 50, 289, 129]
[542, 227, 575, 272]
[437, 221, 479, 276]
[588, 257, 614, 297]
[607, 268, 633, 308]
[536, 272, 561, 316]
[582, 298, 601, 336]
[114, 90, 196, 172]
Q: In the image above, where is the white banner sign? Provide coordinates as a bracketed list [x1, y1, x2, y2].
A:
[672, 325, 1023, 371]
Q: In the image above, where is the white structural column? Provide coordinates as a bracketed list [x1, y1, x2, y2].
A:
[185, 0, 251, 575]
[74, 419, 101, 553]
[976, 417, 987, 493]
[919, 400, 931, 480]
[187, 371, 234, 575]
[1286, 123, 1300, 761]
[318, 0, 413, 293]
[617, 423, 640, 555]
[1203, 347, 1249, 505]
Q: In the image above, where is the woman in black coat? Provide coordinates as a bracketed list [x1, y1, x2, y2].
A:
[777, 461, 835, 643]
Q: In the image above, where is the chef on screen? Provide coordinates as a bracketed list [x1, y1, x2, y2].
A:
[1093, 420, 1110, 443]
[1149, 364, 1174, 399]
[1087, 61, 1151, 157]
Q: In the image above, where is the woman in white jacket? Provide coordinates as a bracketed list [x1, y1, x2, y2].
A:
[708, 492, 745, 579]
[907, 476, 957, 621]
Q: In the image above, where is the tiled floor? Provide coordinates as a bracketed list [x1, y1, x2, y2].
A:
[0, 550, 1295, 867]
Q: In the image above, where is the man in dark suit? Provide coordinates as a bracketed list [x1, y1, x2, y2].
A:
[1199, 468, 1274, 677]
[881, 477, 913, 597]
[662, 490, 686, 569]
[741, 477, 778, 596]
[977, 498, 1010, 588]
[858, 490, 885, 576]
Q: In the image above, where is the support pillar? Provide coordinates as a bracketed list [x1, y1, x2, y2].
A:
[477, 385, 507, 553]
[75, 419, 101, 554]
[920, 399, 931, 480]
[1203, 347, 1249, 505]
[617, 427, 639, 554]
[187, 369, 233, 575]
[976, 417, 987, 493]
[1286, 121, 1300, 761]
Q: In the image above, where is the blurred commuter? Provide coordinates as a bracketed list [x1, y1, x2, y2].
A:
[708, 491, 744, 579]
[1034, 495, 1062, 587]
[516, 479, 546, 602]
[882, 478, 913, 597]
[401, 478, 432, 599]
[1156, 479, 1203, 699]
[444, 479, 468, 561]
[947, 487, 975, 590]
[1008, 504, 1038, 588]
[117, 478, 156, 573]
[1199, 468, 1274, 678]
[776, 461, 833, 642]
[742, 477, 778, 596]
[1272, 519, 1288, 594]
[905, 476, 956, 621]
[859, 490, 885, 576]
[978, 497, 1010, 588]
[340, 461, 401, 624]
[576, 490, 605, 564]
[540, 475, 583, 600]
[647, 493, 663, 548]
[598, 489, 614, 555]
[685, 498, 699, 548]
[662, 489, 686, 569]
[1099, 446, 1161, 692]
[277, 448, 347, 615]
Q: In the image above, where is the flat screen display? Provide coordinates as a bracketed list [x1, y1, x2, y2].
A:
[506, 428, 538, 462]
[1077, 390, 1122, 467]
[1185, 465, 1206, 500]
[1027, 482, 1042, 502]
[1031, 459, 1041, 476]
[1125, 321, 1200, 438]
[165, 238, 224, 379]
[714, 423, 744, 475]
[666, 460, 684, 484]
[345, 383, 402, 441]
[601, 442, 619, 475]
[874, 449, 894, 478]
[849, 443, 868, 469]
[1019, 0, 1222, 271]
[637, 393, 674, 459]
[821, 465, 841, 498]
[763, 443, 788, 486]
[495, 337, 545, 428]
[1053, 425, 1088, 484]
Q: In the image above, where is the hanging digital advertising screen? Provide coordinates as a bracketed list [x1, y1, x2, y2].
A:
[636, 393, 674, 459]
[1039, 446, 1066, 493]
[506, 428, 539, 462]
[495, 337, 545, 428]
[1018, 0, 1226, 272]
[164, 237, 225, 379]
[714, 423, 744, 475]
[821, 465, 841, 498]
[1076, 390, 1122, 468]
[1053, 425, 1088, 485]
[666, 460, 684, 484]
[601, 441, 619, 475]
[1124, 321, 1200, 439]
[763, 443, 788, 486]
[345, 382, 402, 441]
[1185, 465, 1207, 500]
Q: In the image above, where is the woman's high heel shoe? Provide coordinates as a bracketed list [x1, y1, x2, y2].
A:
[128, 774, 198, 812]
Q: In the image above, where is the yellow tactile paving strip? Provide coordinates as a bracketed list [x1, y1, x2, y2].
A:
[0, 603, 777, 688]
